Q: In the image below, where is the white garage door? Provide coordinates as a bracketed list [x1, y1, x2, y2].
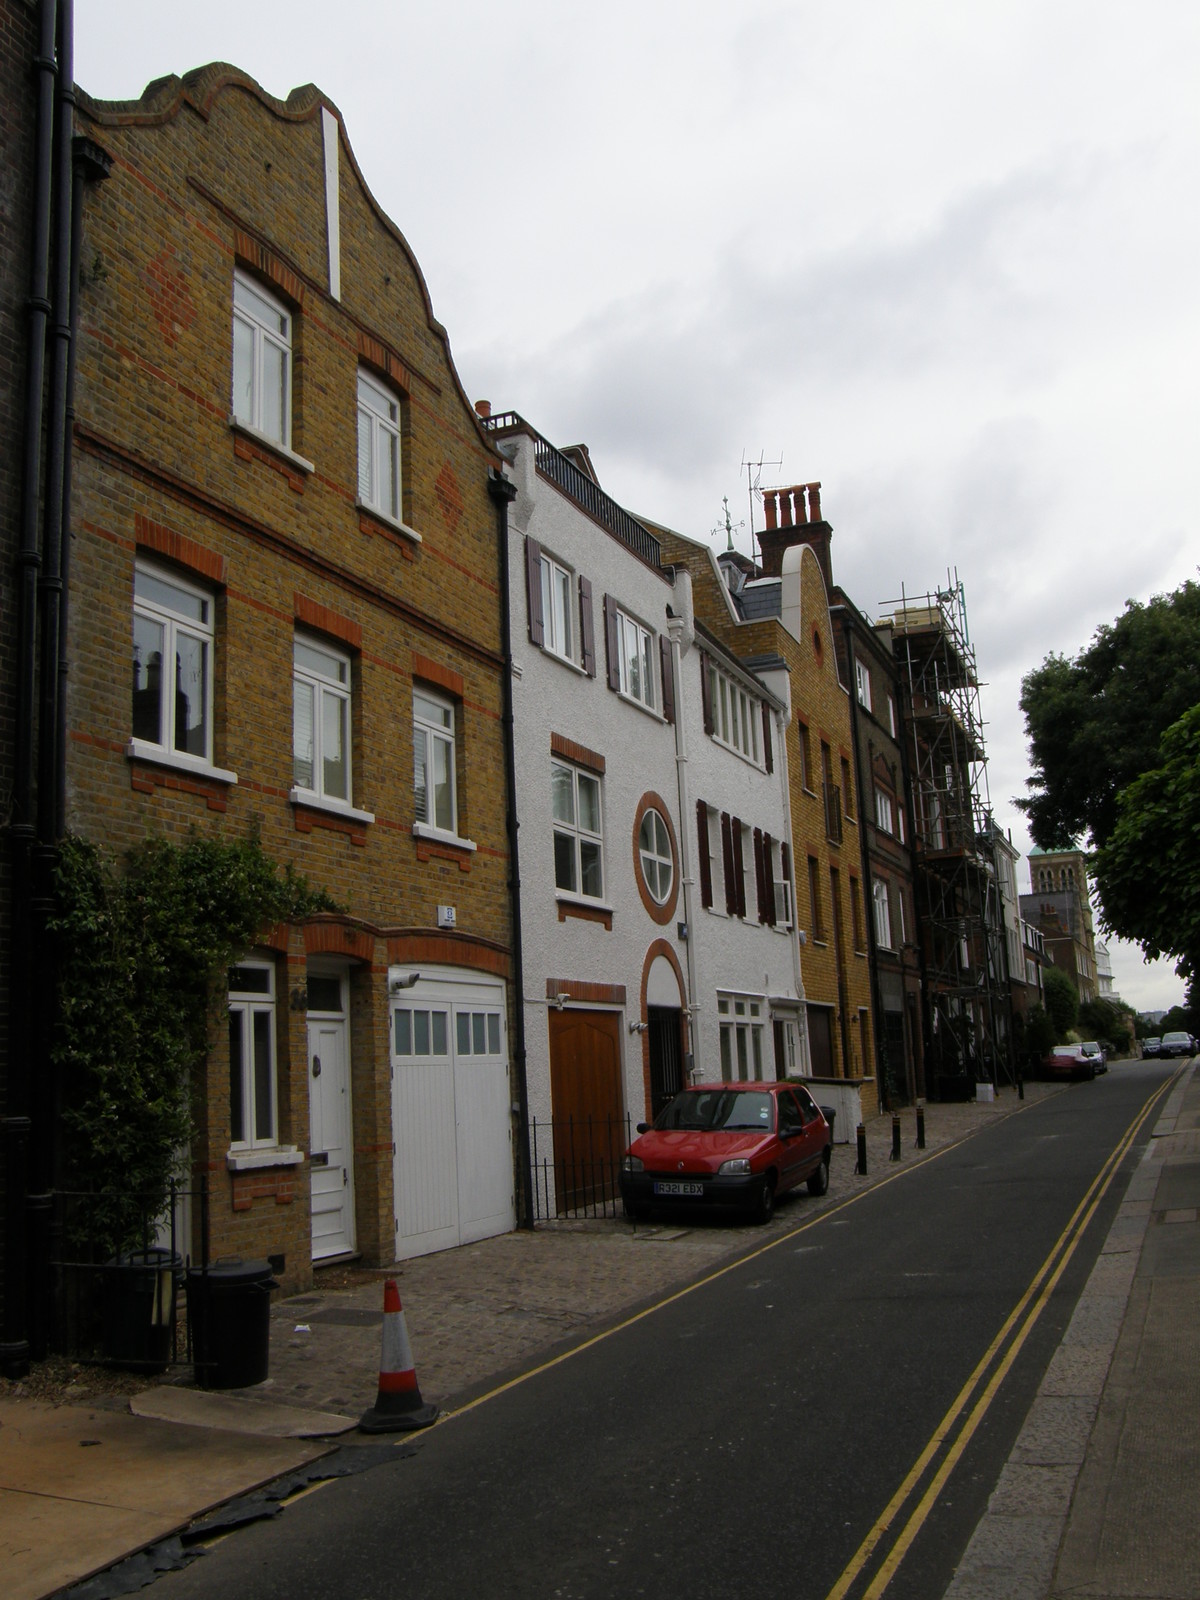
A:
[391, 970, 514, 1260]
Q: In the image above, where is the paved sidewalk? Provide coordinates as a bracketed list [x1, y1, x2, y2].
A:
[9, 1070, 1193, 1600]
[945, 1060, 1199, 1600]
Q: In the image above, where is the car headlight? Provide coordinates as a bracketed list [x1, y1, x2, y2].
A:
[719, 1157, 751, 1175]
[622, 1155, 644, 1173]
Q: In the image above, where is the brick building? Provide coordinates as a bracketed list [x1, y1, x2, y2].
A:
[1021, 845, 1098, 1004]
[652, 489, 877, 1123]
[58, 65, 517, 1288]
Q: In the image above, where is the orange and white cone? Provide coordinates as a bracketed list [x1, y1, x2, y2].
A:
[358, 1279, 439, 1432]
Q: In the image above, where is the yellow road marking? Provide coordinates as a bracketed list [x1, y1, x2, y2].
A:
[824, 1069, 1177, 1600]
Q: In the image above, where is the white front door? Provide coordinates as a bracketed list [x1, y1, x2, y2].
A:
[391, 971, 514, 1260]
[307, 976, 356, 1260]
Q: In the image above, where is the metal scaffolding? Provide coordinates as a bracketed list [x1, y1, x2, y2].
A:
[880, 576, 1014, 1095]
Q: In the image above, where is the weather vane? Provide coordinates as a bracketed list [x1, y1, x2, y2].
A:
[712, 496, 745, 553]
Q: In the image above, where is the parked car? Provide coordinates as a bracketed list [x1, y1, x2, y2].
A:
[619, 1081, 832, 1223]
[1160, 1031, 1195, 1058]
[1042, 1044, 1096, 1081]
[1079, 1041, 1108, 1073]
[1142, 1037, 1161, 1058]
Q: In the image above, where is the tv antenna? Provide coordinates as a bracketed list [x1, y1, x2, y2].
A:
[741, 449, 783, 559]
[712, 495, 745, 553]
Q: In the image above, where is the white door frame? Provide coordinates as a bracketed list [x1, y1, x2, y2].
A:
[307, 960, 356, 1261]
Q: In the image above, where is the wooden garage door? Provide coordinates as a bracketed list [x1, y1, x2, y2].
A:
[548, 1009, 623, 1213]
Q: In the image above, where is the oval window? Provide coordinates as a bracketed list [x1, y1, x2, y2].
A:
[638, 809, 674, 905]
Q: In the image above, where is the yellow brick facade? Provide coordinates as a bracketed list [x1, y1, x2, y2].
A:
[69, 68, 513, 1290]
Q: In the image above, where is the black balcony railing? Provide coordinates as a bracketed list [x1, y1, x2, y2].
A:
[527, 1112, 632, 1222]
[482, 412, 662, 569]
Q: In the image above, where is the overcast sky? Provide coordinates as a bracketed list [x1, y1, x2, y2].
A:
[76, 2, 1199, 1012]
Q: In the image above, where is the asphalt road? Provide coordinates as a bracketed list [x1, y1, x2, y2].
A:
[153, 1061, 1173, 1600]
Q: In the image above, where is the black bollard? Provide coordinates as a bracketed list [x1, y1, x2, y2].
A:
[891, 1113, 902, 1162]
[855, 1122, 868, 1176]
[916, 1100, 926, 1150]
[1017, 1070, 1025, 1101]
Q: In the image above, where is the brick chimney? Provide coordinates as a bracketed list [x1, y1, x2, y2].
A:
[758, 482, 833, 590]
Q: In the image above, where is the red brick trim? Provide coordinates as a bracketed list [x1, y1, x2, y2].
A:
[544, 978, 627, 1005]
[357, 331, 411, 394]
[358, 508, 417, 555]
[129, 762, 227, 811]
[414, 839, 472, 872]
[260, 923, 291, 952]
[294, 592, 363, 650]
[292, 805, 368, 846]
[557, 901, 612, 930]
[630, 791, 680, 926]
[304, 920, 375, 962]
[134, 513, 226, 584]
[385, 932, 511, 979]
[412, 652, 464, 698]
[550, 733, 605, 774]
[234, 229, 305, 305]
[232, 430, 307, 493]
[231, 1170, 297, 1211]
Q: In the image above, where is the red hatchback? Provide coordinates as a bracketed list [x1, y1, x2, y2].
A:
[619, 1081, 832, 1224]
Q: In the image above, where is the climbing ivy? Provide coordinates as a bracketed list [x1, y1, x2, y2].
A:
[49, 827, 337, 1258]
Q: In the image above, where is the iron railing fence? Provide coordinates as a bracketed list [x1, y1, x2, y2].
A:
[527, 1112, 633, 1222]
[49, 1176, 209, 1368]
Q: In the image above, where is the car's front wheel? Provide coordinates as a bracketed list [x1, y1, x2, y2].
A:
[751, 1177, 775, 1224]
[807, 1150, 831, 1196]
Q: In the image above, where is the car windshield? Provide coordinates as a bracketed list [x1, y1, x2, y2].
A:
[655, 1089, 774, 1132]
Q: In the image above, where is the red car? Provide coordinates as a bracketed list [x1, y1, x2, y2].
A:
[619, 1081, 832, 1224]
[1042, 1044, 1096, 1081]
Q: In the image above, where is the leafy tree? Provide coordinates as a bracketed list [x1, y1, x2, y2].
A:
[1078, 997, 1132, 1055]
[1042, 964, 1079, 1039]
[1092, 704, 1200, 981]
[49, 829, 337, 1257]
[1023, 1003, 1057, 1065]
[1018, 579, 1200, 851]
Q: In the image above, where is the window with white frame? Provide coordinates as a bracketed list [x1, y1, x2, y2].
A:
[708, 661, 759, 763]
[357, 369, 401, 521]
[875, 786, 894, 835]
[887, 693, 897, 737]
[231, 271, 291, 446]
[228, 962, 278, 1149]
[718, 993, 766, 1081]
[615, 609, 656, 709]
[872, 877, 893, 948]
[772, 840, 793, 927]
[413, 687, 456, 834]
[638, 808, 673, 904]
[293, 635, 352, 805]
[895, 888, 907, 946]
[540, 552, 574, 662]
[132, 561, 214, 764]
[552, 760, 603, 899]
[855, 657, 872, 711]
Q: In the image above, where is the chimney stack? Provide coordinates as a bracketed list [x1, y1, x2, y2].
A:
[757, 482, 833, 590]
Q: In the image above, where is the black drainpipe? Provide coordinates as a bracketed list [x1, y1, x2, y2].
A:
[843, 616, 887, 1110]
[2, 0, 59, 1381]
[488, 467, 534, 1229]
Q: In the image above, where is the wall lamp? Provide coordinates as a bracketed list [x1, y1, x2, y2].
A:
[550, 992, 571, 1011]
[389, 972, 421, 992]
[629, 1020, 649, 1034]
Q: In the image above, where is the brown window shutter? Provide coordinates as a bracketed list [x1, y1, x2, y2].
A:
[762, 703, 773, 772]
[660, 635, 676, 724]
[579, 575, 596, 677]
[732, 819, 746, 918]
[525, 537, 544, 647]
[781, 841, 791, 889]
[721, 811, 736, 915]
[700, 652, 714, 735]
[753, 827, 766, 923]
[763, 830, 776, 925]
[603, 593, 620, 691]
[697, 799, 713, 909]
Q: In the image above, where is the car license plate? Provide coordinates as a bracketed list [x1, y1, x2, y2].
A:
[653, 1180, 704, 1197]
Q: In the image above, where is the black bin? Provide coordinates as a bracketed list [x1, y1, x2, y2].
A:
[186, 1257, 277, 1389]
[820, 1106, 837, 1144]
[102, 1247, 182, 1372]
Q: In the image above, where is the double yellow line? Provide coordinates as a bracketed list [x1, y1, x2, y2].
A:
[824, 1070, 1177, 1600]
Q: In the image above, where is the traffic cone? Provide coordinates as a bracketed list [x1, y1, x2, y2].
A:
[358, 1278, 439, 1432]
